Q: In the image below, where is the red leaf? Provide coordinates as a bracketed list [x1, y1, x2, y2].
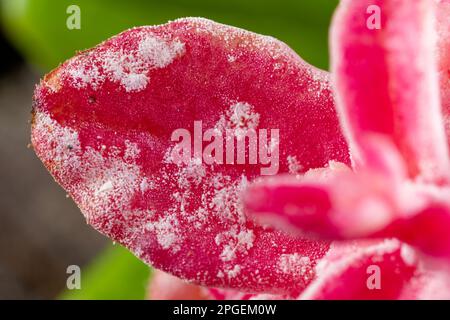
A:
[31, 18, 348, 294]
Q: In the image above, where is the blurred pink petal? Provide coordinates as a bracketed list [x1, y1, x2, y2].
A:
[298, 240, 417, 300]
[331, 0, 449, 183]
[245, 162, 398, 239]
[437, 0, 450, 142]
[246, 0, 450, 263]
[148, 269, 210, 300]
[245, 137, 410, 239]
[382, 202, 450, 257]
[148, 270, 288, 300]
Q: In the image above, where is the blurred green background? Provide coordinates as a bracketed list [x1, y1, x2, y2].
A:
[0, 0, 338, 299]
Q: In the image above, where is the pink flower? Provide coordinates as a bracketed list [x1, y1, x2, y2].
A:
[245, 0, 450, 299]
[31, 0, 449, 299]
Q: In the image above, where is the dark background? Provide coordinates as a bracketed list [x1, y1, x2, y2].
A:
[0, 29, 107, 299]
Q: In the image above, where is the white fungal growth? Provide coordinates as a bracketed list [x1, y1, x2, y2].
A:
[217, 265, 242, 279]
[95, 180, 113, 196]
[138, 35, 185, 68]
[124, 140, 141, 160]
[33, 17, 350, 287]
[65, 33, 185, 92]
[80, 147, 142, 222]
[139, 177, 155, 193]
[67, 63, 102, 90]
[215, 102, 260, 140]
[278, 254, 311, 275]
[226, 265, 241, 279]
[215, 227, 255, 262]
[175, 157, 207, 189]
[227, 54, 236, 62]
[146, 214, 182, 252]
[287, 155, 302, 174]
[32, 111, 152, 245]
[230, 102, 260, 133]
[33, 112, 81, 169]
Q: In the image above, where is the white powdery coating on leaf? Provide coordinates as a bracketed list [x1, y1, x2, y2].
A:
[176, 157, 206, 189]
[227, 265, 242, 279]
[278, 253, 312, 276]
[124, 140, 141, 160]
[95, 180, 114, 196]
[33, 112, 81, 169]
[215, 101, 260, 140]
[120, 72, 148, 92]
[229, 102, 260, 130]
[67, 63, 102, 90]
[140, 177, 155, 193]
[218, 265, 242, 279]
[215, 227, 255, 262]
[32, 111, 154, 247]
[287, 155, 302, 174]
[227, 54, 237, 63]
[65, 33, 185, 92]
[172, 17, 302, 62]
[79, 147, 141, 220]
[146, 214, 182, 253]
[163, 151, 250, 228]
[138, 35, 185, 68]
[158, 138, 256, 278]
[209, 175, 248, 223]
[308, 68, 331, 96]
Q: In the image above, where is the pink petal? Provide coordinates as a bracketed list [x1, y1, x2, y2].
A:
[437, 0, 450, 145]
[148, 270, 286, 300]
[298, 240, 418, 300]
[31, 18, 348, 293]
[206, 288, 253, 300]
[331, 0, 450, 183]
[148, 252, 450, 300]
[206, 288, 283, 300]
[245, 152, 450, 259]
[148, 269, 210, 300]
[382, 199, 450, 258]
[245, 160, 400, 239]
[400, 256, 450, 299]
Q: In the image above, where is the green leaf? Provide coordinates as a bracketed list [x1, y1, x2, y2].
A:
[60, 244, 151, 300]
[0, 0, 338, 71]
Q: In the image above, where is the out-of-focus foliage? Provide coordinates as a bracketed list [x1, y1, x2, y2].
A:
[0, 0, 337, 71]
[61, 244, 150, 300]
[0, 0, 337, 299]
